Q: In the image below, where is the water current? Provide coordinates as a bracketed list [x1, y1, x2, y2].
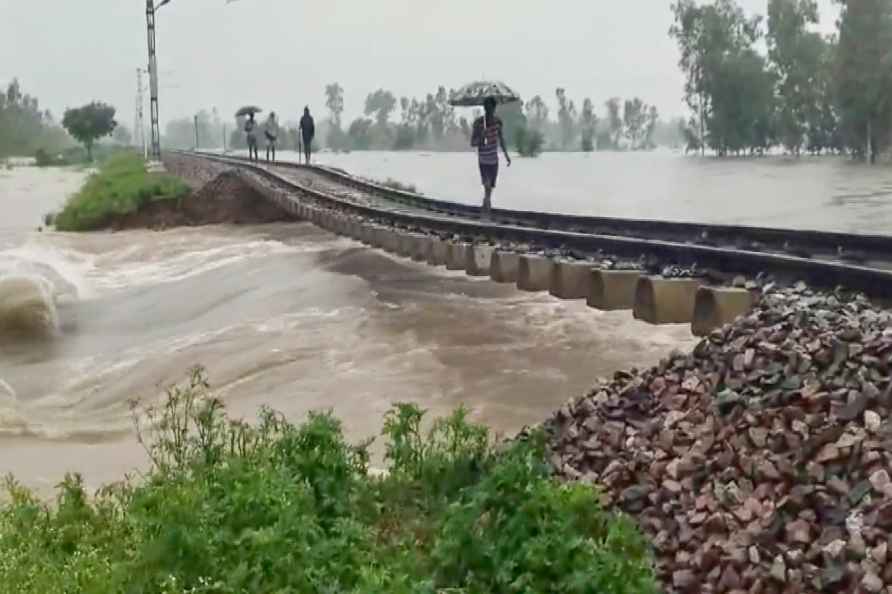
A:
[0, 158, 702, 492]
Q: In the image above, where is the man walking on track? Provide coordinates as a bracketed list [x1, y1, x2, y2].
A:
[471, 97, 511, 217]
[299, 107, 315, 164]
[244, 112, 259, 162]
[264, 111, 279, 163]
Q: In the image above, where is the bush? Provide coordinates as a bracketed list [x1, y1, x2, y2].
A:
[34, 148, 55, 167]
[53, 152, 189, 231]
[0, 368, 658, 593]
[515, 126, 545, 157]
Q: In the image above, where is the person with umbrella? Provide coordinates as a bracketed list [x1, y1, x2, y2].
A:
[236, 106, 262, 162]
[299, 107, 315, 165]
[451, 81, 517, 217]
[472, 97, 512, 216]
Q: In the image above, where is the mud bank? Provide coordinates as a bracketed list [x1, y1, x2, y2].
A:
[106, 155, 292, 231]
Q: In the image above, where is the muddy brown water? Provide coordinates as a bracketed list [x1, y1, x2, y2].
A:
[0, 164, 695, 493]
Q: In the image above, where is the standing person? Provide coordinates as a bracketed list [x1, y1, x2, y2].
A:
[264, 111, 279, 163]
[244, 112, 259, 162]
[299, 106, 315, 164]
[471, 97, 511, 217]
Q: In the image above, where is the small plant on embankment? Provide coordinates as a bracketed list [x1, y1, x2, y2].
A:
[53, 152, 189, 231]
[0, 368, 657, 594]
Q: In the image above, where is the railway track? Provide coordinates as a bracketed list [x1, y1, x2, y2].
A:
[179, 151, 892, 299]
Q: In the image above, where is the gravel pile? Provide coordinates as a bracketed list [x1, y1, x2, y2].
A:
[547, 285, 892, 593]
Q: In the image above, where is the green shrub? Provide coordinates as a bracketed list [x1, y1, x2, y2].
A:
[0, 368, 658, 593]
[53, 152, 189, 231]
[515, 126, 545, 157]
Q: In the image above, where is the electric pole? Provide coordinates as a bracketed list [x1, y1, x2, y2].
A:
[135, 68, 147, 159]
[146, 0, 161, 161]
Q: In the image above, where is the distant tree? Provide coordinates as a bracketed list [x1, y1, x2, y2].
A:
[0, 78, 72, 158]
[623, 98, 648, 149]
[112, 124, 133, 146]
[644, 106, 660, 149]
[364, 89, 397, 127]
[580, 98, 598, 152]
[605, 97, 623, 149]
[62, 101, 117, 161]
[555, 88, 578, 149]
[525, 95, 549, 132]
[515, 125, 544, 157]
[347, 118, 374, 150]
[325, 83, 345, 127]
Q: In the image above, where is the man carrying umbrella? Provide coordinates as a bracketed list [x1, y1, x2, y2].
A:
[472, 97, 512, 216]
[450, 81, 517, 217]
[236, 106, 262, 162]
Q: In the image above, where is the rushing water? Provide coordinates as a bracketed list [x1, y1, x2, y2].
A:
[258, 149, 892, 235]
[0, 161, 697, 493]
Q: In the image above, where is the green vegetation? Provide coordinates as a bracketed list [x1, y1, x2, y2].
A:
[515, 126, 545, 158]
[62, 102, 118, 162]
[0, 79, 74, 159]
[669, 0, 892, 160]
[53, 153, 189, 231]
[0, 368, 657, 594]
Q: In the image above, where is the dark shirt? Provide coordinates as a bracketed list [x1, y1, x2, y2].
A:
[300, 114, 315, 139]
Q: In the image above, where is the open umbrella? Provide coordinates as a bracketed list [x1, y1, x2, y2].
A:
[448, 81, 520, 107]
[449, 81, 520, 147]
[235, 105, 263, 117]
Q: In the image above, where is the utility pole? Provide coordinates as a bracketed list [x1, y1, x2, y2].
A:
[194, 114, 200, 149]
[146, 0, 162, 161]
[135, 68, 147, 159]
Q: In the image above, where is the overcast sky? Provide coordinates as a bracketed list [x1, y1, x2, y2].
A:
[1, 0, 840, 129]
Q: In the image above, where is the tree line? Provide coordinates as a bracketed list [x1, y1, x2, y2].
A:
[671, 0, 892, 161]
[0, 79, 73, 159]
[217, 84, 679, 156]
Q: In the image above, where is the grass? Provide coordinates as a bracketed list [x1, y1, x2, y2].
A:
[0, 368, 658, 594]
[53, 152, 190, 231]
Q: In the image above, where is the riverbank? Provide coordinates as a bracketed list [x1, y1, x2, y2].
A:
[51, 153, 291, 232]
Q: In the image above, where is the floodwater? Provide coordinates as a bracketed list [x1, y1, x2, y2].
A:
[261, 149, 892, 235]
[0, 162, 696, 493]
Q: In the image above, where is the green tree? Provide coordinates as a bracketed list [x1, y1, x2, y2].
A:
[644, 105, 660, 149]
[670, 0, 763, 156]
[767, 0, 825, 155]
[580, 98, 598, 152]
[525, 95, 549, 132]
[364, 89, 396, 127]
[834, 0, 892, 162]
[623, 98, 649, 149]
[605, 97, 623, 149]
[112, 124, 133, 146]
[62, 101, 117, 161]
[325, 82, 345, 127]
[555, 88, 578, 149]
[0, 79, 72, 158]
[347, 117, 374, 150]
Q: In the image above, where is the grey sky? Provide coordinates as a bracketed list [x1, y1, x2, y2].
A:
[1, 0, 839, 129]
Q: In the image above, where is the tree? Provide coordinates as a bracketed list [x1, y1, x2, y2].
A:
[555, 88, 578, 149]
[767, 0, 824, 155]
[325, 83, 345, 128]
[834, 0, 892, 162]
[644, 106, 660, 149]
[364, 89, 397, 127]
[113, 124, 133, 146]
[670, 0, 763, 156]
[605, 98, 623, 149]
[62, 101, 116, 161]
[525, 95, 549, 132]
[0, 78, 71, 158]
[623, 98, 649, 149]
[580, 98, 598, 152]
[347, 118, 374, 150]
